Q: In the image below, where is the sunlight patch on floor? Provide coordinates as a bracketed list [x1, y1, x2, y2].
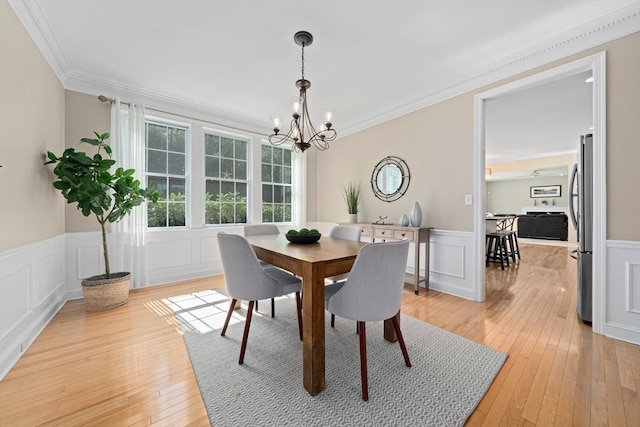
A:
[148, 290, 297, 334]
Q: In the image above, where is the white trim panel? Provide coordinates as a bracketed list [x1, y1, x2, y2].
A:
[0, 235, 67, 380]
[604, 240, 640, 344]
[427, 230, 477, 301]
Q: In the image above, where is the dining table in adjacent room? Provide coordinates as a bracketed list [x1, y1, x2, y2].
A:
[245, 233, 399, 396]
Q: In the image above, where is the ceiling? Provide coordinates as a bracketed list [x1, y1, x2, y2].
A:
[485, 70, 593, 167]
[11, 0, 639, 162]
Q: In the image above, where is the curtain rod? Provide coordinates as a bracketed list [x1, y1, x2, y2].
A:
[98, 95, 131, 107]
[97, 95, 268, 136]
[97, 95, 184, 118]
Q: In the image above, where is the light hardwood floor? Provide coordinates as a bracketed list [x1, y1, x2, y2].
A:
[0, 243, 638, 426]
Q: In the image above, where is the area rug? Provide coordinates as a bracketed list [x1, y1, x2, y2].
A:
[176, 291, 507, 427]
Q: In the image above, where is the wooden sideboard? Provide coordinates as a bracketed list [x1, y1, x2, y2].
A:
[342, 223, 432, 294]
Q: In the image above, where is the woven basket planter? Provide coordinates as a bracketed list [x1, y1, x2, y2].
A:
[81, 272, 131, 312]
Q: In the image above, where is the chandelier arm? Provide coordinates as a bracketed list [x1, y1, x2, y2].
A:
[269, 117, 301, 147]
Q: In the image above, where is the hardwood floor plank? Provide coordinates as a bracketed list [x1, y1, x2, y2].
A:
[555, 374, 576, 426]
[605, 359, 628, 427]
[621, 385, 640, 427]
[0, 245, 638, 426]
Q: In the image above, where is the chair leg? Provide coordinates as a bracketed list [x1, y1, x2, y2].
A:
[271, 298, 275, 318]
[221, 298, 237, 336]
[239, 300, 254, 365]
[358, 321, 368, 401]
[295, 292, 303, 341]
[502, 236, 510, 267]
[506, 234, 516, 262]
[331, 313, 335, 327]
[497, 237, 505, 270]
[391, 316, 412, 367]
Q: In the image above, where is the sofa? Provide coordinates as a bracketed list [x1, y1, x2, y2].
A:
[517, 213, 568, 241]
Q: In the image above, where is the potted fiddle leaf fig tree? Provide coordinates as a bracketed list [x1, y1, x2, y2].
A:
[45, 131, 159, 311]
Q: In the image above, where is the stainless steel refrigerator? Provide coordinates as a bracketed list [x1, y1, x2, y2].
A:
[569, 134, 593, 324]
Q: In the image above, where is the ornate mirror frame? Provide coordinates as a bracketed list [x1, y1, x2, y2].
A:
[370, 156, 411, 202]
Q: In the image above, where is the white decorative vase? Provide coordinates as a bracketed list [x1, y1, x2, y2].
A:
[410, 202, 422, 227]
[399, 214, 410, 226]
[348, 213, 358, 223]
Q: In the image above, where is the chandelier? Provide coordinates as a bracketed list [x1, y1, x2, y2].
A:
[268, 31, 337, 152]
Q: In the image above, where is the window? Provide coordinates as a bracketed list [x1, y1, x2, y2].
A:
[146, 121, 188, 227]
[261, 144, 292, 222]
[204, 132, 248, 224]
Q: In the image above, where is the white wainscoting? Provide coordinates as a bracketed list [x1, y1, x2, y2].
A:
[0, 234, 66, 380]
[604, 240, 640, 345]
[425, 230, 477, 300]
[4, 227, 637, 381]
[64, 228, 243, 292]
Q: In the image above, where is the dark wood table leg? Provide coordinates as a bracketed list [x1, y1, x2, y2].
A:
[302, 262, 326, 395]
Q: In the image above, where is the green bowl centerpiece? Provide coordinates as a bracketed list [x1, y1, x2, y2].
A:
[286, 228, 321, 243]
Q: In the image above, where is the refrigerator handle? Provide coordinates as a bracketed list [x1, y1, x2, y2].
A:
[569, 162, 579, 231]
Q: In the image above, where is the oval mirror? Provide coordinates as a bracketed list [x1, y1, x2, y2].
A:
[370, 156, 410, 202]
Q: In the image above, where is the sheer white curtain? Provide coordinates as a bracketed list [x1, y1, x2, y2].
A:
[111, 99, 150, 288]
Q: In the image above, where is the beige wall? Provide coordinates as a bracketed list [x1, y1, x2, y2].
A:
[316, 33, 640, 241]
[316, 93, 474, 229]
[0, 1, 65, 252]
[64, 91, 111, 232]
[605, 34, 640, 241]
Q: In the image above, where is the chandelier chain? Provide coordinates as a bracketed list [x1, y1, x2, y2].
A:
[301, 43, 305, 80]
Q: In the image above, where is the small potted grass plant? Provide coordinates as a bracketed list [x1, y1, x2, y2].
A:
[342, 181, 361, 223]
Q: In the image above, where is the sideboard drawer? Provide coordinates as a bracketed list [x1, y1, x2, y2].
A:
[359, 226, 371, 237]
[393, 229, 415, 241]
[374, 228, 393, 239]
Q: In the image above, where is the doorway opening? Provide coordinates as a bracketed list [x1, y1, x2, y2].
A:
[473, 52, 606, 333]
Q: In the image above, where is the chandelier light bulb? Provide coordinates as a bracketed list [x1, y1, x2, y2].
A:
[290, 96, 301, 115]
[270, 114, 282, 133]
[323, 109, 335, 127]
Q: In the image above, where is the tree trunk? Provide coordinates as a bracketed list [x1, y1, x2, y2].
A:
[101, 220, 110, 279]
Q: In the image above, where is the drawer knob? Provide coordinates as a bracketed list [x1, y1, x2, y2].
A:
[401, 233, 406, 237]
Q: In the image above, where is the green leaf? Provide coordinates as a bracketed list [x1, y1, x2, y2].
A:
[80, 137, 101, 146]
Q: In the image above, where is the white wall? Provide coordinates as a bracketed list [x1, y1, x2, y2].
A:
[486, 175, 569, 215]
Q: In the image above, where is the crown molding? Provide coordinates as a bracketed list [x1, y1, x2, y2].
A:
[340, 3, 640, 137]
[62, 72, 269, 135]
[9, 0, 640, 137]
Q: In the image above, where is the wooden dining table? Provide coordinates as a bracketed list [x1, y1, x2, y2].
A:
[245, 234, 399, 396]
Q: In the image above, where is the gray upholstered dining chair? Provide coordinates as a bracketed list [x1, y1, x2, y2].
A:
[324, 239, 411, 401]
[243, 224, 280, 317]
[244, 224, 280, 238]
[325, 225, 362, 284]
[217, 232, 303, 364]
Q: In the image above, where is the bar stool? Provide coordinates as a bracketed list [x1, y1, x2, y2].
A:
[497, 229, 520, 262]
[499, 215, 520, 262]
[486, 232, 510, 269]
